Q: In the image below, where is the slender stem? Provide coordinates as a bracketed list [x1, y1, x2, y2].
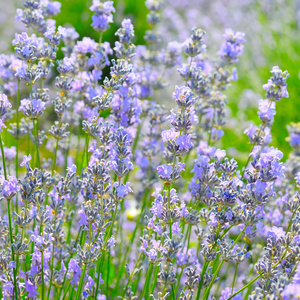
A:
[186, 225, 192, 253]
[0, 135, 18, 300]
[286, 206, 298, 233]
[0, 135, 7, 179]
[106, 251, 111, 297]
[150, 265, 160, 294]
[241, 144, 255, 179]
[168, 184, 172, 238]
[75, 263, 87, 300]
[41, 251, 45, 300]
[52, 138, 59, 176]
[123, 252, 143, 296]
[175, 268, 184, 296]
[140, 263, 153, 300]
[202, 226, 247, 299]
[47, 212, 57, 300]
[86, 135, 90, 166]
[94, 254, 104, 300]
[15, 80, 20, 215]
[33, 119, 41, 169]
[227, 273, 263, 300]
[195, 261, 209, 300]
[123, 119, 144, 184]
[171, 284, 176, 300]
[116, 189, 149, 288]
[58, 226, 83, 299]
[202, 260, 224, 300]
[207, 109, 215, 146]
[231, 263, 239, 294]
[103, 201, 119, 247]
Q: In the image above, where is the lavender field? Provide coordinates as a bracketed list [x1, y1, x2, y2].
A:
[0, 0, 299, 299]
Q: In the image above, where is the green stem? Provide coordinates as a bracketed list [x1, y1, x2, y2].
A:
[52, 138, 59, 176]
[168, 184, 172, 238]
[186, 225, 192, 253]
[195, 261, 209, 300]
[15, 80, 20, 215]
[202, 260, 224, 300]
[171, 284, 176, 300]
[0, 135, 7, 179]
[75, 263, 87, 300]
[86, 135, 90, 167]
[140, 263, 153, 300]
[116, 189, 149, 288]
[207, 109, 215, 146]
[202, 226, 247, 299]
[94, 254, 104, 300]
[286, 206, 298, 233]
[227, 273, 262, 300]
[33, 119, 41, 169]
[106, 251, 111, 297]
[0, 135, 18, 300]
[231, 263, 239, 294]
[103, 201, 119, 247]
[47, 213, 57, 300]
[150, 265, 160, 295]
[123, 252, 143, 297]
[58, 226, 83, 299]
[175, 268, 183, 296]
[41, 251, 45, 300]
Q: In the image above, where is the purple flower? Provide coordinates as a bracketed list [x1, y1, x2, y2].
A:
[76, 37, 97, 54]
[68, 259, 82, 286]
[41, 0, 62, 16]
[192, 155, 210, 181]
[172, 222, 180, 235]
[161, 128, 177, 142]
[92, 14, 113, 32]
[0, 94, 12, 118]
[19, 98, 46, 118]
[172, 86, 196, 108]
[220, 287, 242, 300]
[176, 134, 193, 151]
[9, 261, 16, 269]
[95, 272, 105, 285]
[295, 172, 300, 187]
[121, 19, 133, 33]
[57, 56, 75, 73]
[2, 176, 19, 199]
[214, 149, 226, 161]
[263, 67, 289, 101]
[85, 276, 95, 291]
[157, 162, 185, 182]
[2, 281, 14, 299]
[116, 183, 132, 198]
[67, 164, 77, 174]
[90, 1, 115, 32]
[140, 239, 148, 253]
[108, 236, 116, 248]
[25, 278, 39, 298]
[157, 164, 173, 179]
[148, 249, 157, 260]
[218, 29, 245, 64]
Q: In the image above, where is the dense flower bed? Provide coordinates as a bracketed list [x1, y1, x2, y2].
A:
[0, 0, 299, 300]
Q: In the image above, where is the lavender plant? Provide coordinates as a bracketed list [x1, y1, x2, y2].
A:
[0, 1, 299, 300]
